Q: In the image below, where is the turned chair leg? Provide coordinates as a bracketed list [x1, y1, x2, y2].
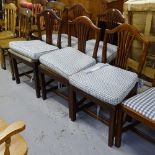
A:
[69, 86, 77, 121]
[40, 71, 46, 100]
[108, 107, 117, 147]
[12, 57, 20, 84]
[33, 62, 40, 98]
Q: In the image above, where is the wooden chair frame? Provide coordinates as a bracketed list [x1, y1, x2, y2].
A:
[69, 24, 149, 147]
[9, 9, 61, 98]
[0, 3, 17, 70]
[115, 75, 155, 147]
[39, 16, 100, 101]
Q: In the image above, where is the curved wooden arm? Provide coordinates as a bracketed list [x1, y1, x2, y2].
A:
[0, 121, 25, 145]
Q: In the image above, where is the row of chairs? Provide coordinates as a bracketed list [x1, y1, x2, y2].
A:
[1, 1, 155, 150]
[8, 6, 155, 147]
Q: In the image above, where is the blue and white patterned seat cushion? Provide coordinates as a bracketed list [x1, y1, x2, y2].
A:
[39, 47, 96, 79]
[69, 63, 138, 105]
[42, 34, 78, 48]
[9, 40, 58, 60]
[123, 87, 155, 121]
[84, 39, 117, 63]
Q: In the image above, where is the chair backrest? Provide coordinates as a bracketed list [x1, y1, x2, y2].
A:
[103, 23, 149, 76]
[97, 9, 124, 43]
[66, 3, 91, 19]
[3, 3, 17, 33]
[18, 8, 32, 39]
[68, 16, 100, 59]
[37, 9, 61, 44]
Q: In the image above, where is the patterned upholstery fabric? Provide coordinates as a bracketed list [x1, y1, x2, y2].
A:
[123, 87, 155, 121]
[85, 39, 117, 63]
[42, 34, 78, 48]
[9, 40, 58, 60]
[39, 47, 96, 79]
[69, 63, 138, 105]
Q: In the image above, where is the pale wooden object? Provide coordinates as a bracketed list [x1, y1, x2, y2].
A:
[0, 119, 28, 155]
[124, 0, 155, 42]
[124, 0, 155, 80]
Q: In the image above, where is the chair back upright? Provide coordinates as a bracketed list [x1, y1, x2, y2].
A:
[68, 16, 101, 60]
[37, 9, 61, 45]
[3, 3, 17, 34]
[103, 24, 149, 77]
[18, 8, 32, 39]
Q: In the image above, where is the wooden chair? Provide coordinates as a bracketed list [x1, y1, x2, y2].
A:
[0, 119, 28, 155]
[69, 24, 149, 147]
[0, 7, 32, 79]
[9, 9, 58, 98]
[88, 9, 125, 63]
[115, 73, 155, 147]
[39, 16, 100, 101]
[0, 3, 17, 69]
[0, 3, 17, 40]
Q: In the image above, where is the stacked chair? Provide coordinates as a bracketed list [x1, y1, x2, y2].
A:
[0, 7, 32, 80]
[69, 24, 149, 146]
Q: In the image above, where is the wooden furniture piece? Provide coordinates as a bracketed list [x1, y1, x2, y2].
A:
[39, 16, 100, 101]
[0, 8, 32, 80]
[124, 0, 155, 82]
[86, 9, 124, 63]
[115, 73, 155, 147]
[9, 9, 58, 98]
[0, 119, 28, 155]
[69, 24, 149, 147]
[60, 0, 125, 19]
[0, 3, 17, 69]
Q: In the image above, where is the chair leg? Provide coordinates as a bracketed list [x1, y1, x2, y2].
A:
[115, 105, 124, 147]
[108, 107, 117, 147]
[69, 85, 77, 121]
[8, 52, 15, 80]
[0, 49, 6, 70]
[12, 57, 20, 84]
[33, 62, 40, 98]
[40, 71, 46, 100]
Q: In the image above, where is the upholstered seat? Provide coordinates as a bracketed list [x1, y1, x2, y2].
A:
[85, 39, 117, 63]
[123, 87, 155, 121]
[42, 34, 78, 48]
[9, 40, 58, 60]
[39, 47, 96, 79]
[69, 63, 138, 105]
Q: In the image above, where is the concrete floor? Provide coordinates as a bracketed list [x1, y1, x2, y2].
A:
[0, 67, 155, 155]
